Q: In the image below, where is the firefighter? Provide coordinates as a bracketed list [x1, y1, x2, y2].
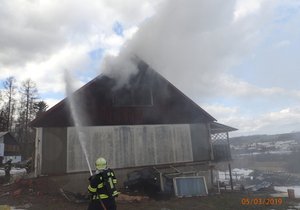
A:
[87, 157, 119, 210]
[4, 159, 12, 183]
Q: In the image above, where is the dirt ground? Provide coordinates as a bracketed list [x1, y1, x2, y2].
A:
[1, 176, 299, 210]
[1, 191, 299, 210]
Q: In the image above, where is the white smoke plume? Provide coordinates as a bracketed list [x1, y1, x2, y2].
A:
[101, 0, 276, 98]
[101, 52, 139, 88]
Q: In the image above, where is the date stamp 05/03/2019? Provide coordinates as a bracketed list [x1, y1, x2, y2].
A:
[241, 197, 283, 206]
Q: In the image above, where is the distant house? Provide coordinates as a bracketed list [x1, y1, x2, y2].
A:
[0, 132, 21, 164]
[30, 59, 237, 191]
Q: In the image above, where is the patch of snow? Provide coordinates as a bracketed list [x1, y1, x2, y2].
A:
[0, 168, 26, 177]
[218, 168, 253, 181]
[237, 150, 292, 156]
[10, 168, 26, 175]
[232, 168, 253, 176]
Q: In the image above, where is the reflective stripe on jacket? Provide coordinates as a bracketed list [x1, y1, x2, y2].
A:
[88, 168, 119, 199]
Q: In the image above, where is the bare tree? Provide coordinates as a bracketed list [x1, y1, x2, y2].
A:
[19, 79, 38, 133]
[0, 91, 6, 131]
[17, 79, 38, 158]
[0, 90, 3, 106]
[2, 77, 17, 131]
[0, 110, 6, 131]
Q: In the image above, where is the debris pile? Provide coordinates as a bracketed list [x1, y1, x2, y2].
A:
[0, 166, 27, 185]
[124, 168, 161, 197]
[217, 168, 300, 194]
[0, 178, 35, 198]
[116, 194, 149, 202]
[123, 166, 205, 199]
[59, 188, 89, 203]
[0, 175, 63, 201]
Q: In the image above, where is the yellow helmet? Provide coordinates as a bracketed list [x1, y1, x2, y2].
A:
[95, 157, 107, 170]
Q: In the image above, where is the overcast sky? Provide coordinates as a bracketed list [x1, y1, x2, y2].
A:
[0, 0, 300, 137]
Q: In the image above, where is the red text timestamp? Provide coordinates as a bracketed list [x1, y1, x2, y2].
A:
[241, 197, 283, 205]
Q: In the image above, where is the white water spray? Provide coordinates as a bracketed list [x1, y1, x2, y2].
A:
[64, 69, 93, 176]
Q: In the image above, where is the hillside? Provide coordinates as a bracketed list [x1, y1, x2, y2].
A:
[230, 132, 300, 146]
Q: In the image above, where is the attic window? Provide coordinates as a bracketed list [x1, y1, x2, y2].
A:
[113, 86, 153, 106]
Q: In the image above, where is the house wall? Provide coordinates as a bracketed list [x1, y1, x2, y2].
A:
[40, 123, 211, 175]
[67, 124, 194, 173]
[190, 124, 211, 161]
[41, 127, 67, 174]
[0, 134, 21, 163]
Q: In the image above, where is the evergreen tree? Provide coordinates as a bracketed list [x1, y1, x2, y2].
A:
[33, 101, 48, 118]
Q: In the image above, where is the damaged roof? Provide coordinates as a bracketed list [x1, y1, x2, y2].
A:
[30, 59, 216, 127]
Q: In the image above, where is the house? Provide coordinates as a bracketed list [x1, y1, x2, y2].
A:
[30, 59, 237, 192]
[0, 132, 21, 164]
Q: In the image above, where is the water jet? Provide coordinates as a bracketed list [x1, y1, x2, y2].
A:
[64, 69, 92, 175]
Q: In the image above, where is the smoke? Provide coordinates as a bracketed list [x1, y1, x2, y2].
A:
[101, 0, 270, 98]
[101, 52, 139, 88]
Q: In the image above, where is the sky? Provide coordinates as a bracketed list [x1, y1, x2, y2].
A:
[0, 0, 300, 137]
